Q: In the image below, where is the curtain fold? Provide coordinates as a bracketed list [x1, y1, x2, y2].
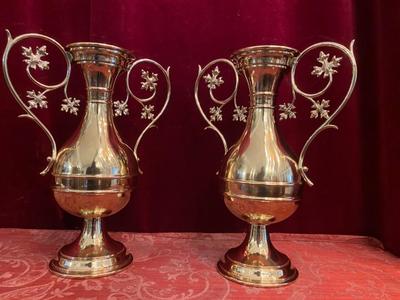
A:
[355, 0, 400, 256]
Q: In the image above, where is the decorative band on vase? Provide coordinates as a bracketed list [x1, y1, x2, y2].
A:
[66, 42, 134, 70]
[231, 45, 299, 70]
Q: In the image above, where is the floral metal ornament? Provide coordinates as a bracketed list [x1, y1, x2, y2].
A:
[113, 100, 129, 116]
[140, 70, 158, 91]
[141, 104, 155, 120]
[209, 106, 223, 122]
[279, 103, 296, 121]
[121, 59, 171, 174]
[22, 46, 50, 70]
[311, 51, 342, 78]
[26, 90, 48, 109]
[310, 99, 330, 119]
[233, 105, 247, 122]
[195, 59, 239, 154]
[61, 97, 80, 115]
[3, 31, 75, 175]
[203, 66, 224, 90]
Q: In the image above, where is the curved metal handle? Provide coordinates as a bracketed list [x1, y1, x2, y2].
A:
[2, 30, 73, 175]
[288, 40, 357, 186]
[194, 59, 240, 154]
[116, 59, 171, 174]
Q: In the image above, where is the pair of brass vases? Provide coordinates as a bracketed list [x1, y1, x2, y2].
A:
[2, 30, 357, 287]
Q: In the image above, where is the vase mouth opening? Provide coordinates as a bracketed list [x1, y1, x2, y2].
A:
[231, 45, 299, 70]
[66, 42, 135, 70]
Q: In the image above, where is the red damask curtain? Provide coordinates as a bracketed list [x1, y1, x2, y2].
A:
[0, 0, 399, 256]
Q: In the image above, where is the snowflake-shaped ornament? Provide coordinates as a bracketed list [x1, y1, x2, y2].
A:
[209, 106, 223, 122]
[22, 46, 49, 70]
[279, 103, 296, 121]
[141, 105, 155, 120]
[311, 51, 342, 78]
[141, 70, 158, 91]
[26, 90, 48, 109]
[113, 100, 129, 117]
[310, 99, 330, 119]
[203, 66, 224, 90]
[233, 106, 247, 122]
[61, 97, 80, 115]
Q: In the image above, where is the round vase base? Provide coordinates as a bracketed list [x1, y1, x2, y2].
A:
[217, 240, 298, 287]
[49, 246, 132, 278]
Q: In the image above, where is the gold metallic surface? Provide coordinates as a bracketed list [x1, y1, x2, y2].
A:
[224, 197, 299, 225]
[197, 42, 356, 287]
[49, 42, 137, 278]
[217, 225, 298, 287]
[53, 189, 131, 218]
[4, 32, 171, 279]
[215, 46, 300, 286]
[49, 218, 132, 278]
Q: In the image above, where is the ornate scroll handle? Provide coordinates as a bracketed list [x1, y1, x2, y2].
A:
[194, 59, 239, 154]
[2, 30, 72, 175]
[125, 58, 171, 174]
[291, 40, 357, 186]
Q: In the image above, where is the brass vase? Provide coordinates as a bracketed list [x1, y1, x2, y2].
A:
[2, 31, 170, 278]
[195, 41, 357, 287]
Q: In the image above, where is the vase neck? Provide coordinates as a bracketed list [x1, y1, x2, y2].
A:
[240, 66, 285, 142]
[243, 65, 286, 108]
[75, 64, 122, 150]
[82, 63, 120, 104]
[231, 45, 298, 108]
[79, 62, 118, 131]
[66, 42, 134, 104]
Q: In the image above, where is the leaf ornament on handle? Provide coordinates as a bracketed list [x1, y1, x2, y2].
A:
[114, 59, 171, 174]
[279, 41, 357, 186]
[2, 30, 77, 175]
[194, 59, 242, 154]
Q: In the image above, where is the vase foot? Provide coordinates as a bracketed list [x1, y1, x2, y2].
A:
[49, 243, 132, 279]
[49, 218, 133, 278]
[217, 225, 298, 287]
[217, 251, 298, 287]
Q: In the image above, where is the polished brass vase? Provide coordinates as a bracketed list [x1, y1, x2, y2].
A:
[2, 31, 170, 278]
[195, 42, 357, 287]
[49, 42, 137, 278]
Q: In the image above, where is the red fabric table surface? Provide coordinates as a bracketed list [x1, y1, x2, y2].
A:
[0, 229, 399, 299]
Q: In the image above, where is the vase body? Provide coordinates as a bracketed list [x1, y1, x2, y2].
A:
[217, 46, 301, 286]
[50, 42, 137, 278]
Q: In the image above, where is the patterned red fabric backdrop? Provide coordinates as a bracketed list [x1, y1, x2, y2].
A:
[0, 0, 399, 256]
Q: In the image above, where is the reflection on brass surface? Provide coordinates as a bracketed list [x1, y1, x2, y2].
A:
[3, 32, 171, 278]
[217, 225, 298, 287]
[224, 197, 299, 225]
[195, 42, 357, 287]
[49, 218, 133, 278]
[53, 189, 131, 218]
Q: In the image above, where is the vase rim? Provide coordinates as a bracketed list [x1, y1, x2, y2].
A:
[66, 42, 133, 57]
[66, 42, 134, 70]
[232, 45, 299, 58]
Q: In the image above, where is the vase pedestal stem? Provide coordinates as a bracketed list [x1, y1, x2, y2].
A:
[49, 218, 132, 278]
[217, 224, 298, 287]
